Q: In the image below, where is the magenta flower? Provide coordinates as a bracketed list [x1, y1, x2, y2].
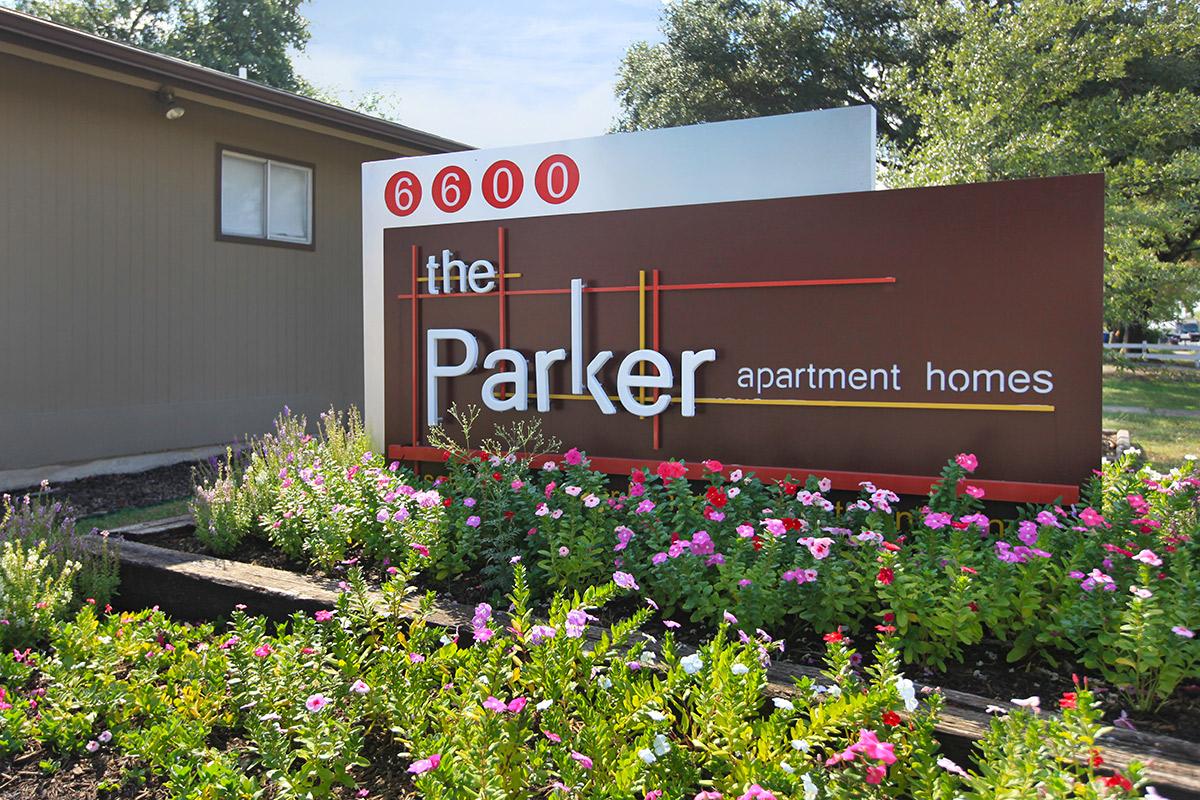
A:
[613, 571, 639, 590]
[466, 515, 481, 528]
[563, 447, 585, 466]
[570, 751, 593, 769]
[314, 610, 335, 622]
[955, 453, 978, 473]
[483, 696, 507, 713]
[408, 753, 441, 774]
[253, 643, 273, 658]
[410, 542, 430, 558]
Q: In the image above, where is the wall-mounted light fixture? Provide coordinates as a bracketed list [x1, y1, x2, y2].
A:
[155, 86, 186, 120]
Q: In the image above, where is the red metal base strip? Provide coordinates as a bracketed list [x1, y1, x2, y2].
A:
[386, 444, 1080, 504]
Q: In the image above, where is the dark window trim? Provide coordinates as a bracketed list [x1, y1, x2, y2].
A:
[215, 143, 316, 251]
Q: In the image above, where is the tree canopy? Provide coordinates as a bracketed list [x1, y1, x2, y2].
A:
[14, 0, 311, 92]
[616, 0, 1200, 329]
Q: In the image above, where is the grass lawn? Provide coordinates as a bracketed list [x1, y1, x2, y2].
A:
[1102, 364, 1200, 410]
[77, 498, 190, 532]
[1102, 364, 1200, 468]
[1103, 412, 1200, 468]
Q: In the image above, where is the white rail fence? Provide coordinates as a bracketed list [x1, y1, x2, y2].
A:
[1104, 341, 1200, 366]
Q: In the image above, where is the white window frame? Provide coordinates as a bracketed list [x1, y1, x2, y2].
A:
[219, 149, 314, 247]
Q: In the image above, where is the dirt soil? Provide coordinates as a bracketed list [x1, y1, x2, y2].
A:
[0, 748, 165, 799]
[140, 528, 1200, 744]
[12, 461, 205, 518]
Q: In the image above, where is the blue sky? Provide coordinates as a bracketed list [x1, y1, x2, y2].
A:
[295, 1, 666, 148]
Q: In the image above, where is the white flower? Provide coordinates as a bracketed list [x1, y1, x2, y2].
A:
[772, 697, 794, 711]
[895, 677, 918, 713]
[638, 748, 657, 764]
[801, 773, 819, 800]
[680, 654, 704, 675]
[598, 676, 613, 690]
[1011, 695, 1041, 712]
[652, 733, 671, 756]
[780, 761, 795, 774]
[536, 699, 552, 711]
[731, 663, 750, 676]
[1185, 454, 1197, 461]
[825, 685, 842, 698]
[791, 739, 810, 752]
[647, 710, 666, 722]
[640, 650, 657, 664]
[937, 757, 968, 777]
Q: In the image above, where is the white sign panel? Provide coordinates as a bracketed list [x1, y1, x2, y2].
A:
[362, 106, 878, 443]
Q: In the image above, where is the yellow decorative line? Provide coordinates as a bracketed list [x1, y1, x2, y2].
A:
[527, 393, 1054, 412]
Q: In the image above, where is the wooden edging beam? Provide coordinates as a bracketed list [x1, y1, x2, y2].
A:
[95, 534, 1200, 796]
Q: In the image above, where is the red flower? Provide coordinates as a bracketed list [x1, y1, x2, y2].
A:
[503, 511, 515, 520]
[876, 567, 895, 586]
[881, 711, 901, 727]
[441, 450, 451, 461]
[1090, 749, 1103, 767]
[1103, 773, 1132, 792]
[631, 469, 646, 484]
[875, 624, 897, 635]
[656, 461, 688, 480]
[823, 630, 844, 643]
[492, 472, 503, 481]
[706, 486, 728, 508]
[1059, 692, 1078, 710]
[702, 459, 723, 473]
[968, 601, 979, 613]
[443, 498, 453, 507]
[752, 536, 763, 552]
[780, 481, 800, 496]
[881, 541, 901, 552]
[883, 612, 895, 623]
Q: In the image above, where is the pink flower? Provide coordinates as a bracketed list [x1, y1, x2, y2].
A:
[865, 765, 887, 784]
[543, 729, 562, 742]
[636, 499, 656, 514]
[466, 515, 481, 528]
[86, 740, 99, 753]
[694, 792, 724, 800]
[408, 753, 441, 774]
[506, 696, 528, 713]
[305, 694, 330, 713]
[923, 512, 952, 530]
[738, 786, 777, 800]
[964, 485, 985, 499]
[409, 652, 425, 663]
[955, 453, 978, 473]
[702, 459, 723, 472]
[1172, 626, 1194, 638]
[1079, 507, 1109, 528]
[410, 542, 430, 558]
[350, 679, 370, 694]
[723, 610, 738, 624]
[570, 751, 594, 769]
[1132, 549, 1162, 566]
[563, 447, 585, 466]
[253, 643, 273, 658]
[483, 696, 507, 713]
[314, 610, 335, 622]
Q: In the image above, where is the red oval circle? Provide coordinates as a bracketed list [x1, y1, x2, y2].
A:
[534, 154, 579, 205]
[384, 170, 421, 217]
[481, 159, 525, 209]
[432, 165, 471, 213]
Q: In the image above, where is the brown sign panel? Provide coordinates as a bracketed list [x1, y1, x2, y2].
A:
[383, 174, 1103, 502]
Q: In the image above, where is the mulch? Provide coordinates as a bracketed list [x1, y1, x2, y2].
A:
[13, 460, 206, 518]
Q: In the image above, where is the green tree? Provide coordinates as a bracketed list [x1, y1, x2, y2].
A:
[890, 0, 1200, 333]
[14, 0, 311, 92]
[613, 0, 928, 148]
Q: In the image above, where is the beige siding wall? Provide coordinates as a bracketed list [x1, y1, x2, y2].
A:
[0, 52, 395, 469]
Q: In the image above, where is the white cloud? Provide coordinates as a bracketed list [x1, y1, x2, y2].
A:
[295, 1, 662, 147]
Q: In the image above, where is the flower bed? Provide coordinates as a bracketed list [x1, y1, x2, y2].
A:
[190, 409, 1200, 728]
[0, 555, 1167, 799]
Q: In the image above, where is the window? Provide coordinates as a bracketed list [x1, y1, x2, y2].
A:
[219, 149, 313, 246]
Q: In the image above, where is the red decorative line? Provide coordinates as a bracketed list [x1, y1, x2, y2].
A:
[410, 245, 421, 447]
[386, 445, 1081, 504]
[396, 276, 894, 301]
[652, 268, 661, 451]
